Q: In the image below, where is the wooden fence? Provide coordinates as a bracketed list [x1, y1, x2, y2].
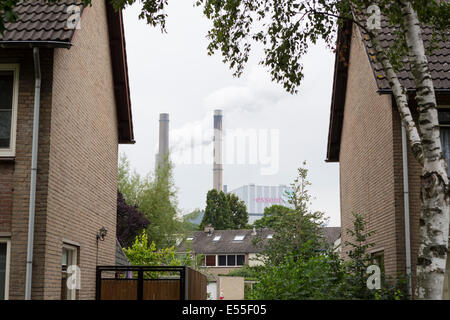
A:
[96, 266, 207, 300]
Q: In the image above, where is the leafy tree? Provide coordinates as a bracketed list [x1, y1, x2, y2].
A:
[339, 212, 377, 299]
[118, 154, 184, 249]
[257, 162, 328, 265]
[116, 191, 149, 248]
[200, 189, 249, 230]
[7, 0, 449, 299]
[226, 193, 249, 229]
[338, 213, 408, 300]
[250, 252, 344, 300]
[123, 232, 202, 278]
[200, 189, 232, 230]
[250, 211, 407, 300]
[123, 231, 191, 266]
[253, 204, 295, 229]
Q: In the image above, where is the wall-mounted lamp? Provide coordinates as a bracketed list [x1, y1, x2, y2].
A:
[96, 227, 108, 241]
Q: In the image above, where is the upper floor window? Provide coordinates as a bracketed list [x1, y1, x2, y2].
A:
[0, 64, 19, 158]
[0, 238, 11, 300]
[439, 107, 450, 177]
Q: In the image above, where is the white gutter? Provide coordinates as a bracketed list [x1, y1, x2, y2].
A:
[25, 47, 41, 300]
[401, 121, 413, 296]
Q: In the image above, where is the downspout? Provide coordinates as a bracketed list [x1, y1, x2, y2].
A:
[401, 121, 413, 297]
[25, 47, 41, 300]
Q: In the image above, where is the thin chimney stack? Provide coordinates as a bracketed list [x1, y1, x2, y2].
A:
[156, 113, 169, 170]
[213, 110, 223, 191]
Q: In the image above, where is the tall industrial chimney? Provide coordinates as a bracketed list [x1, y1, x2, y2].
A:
[213, 110, 223, 191]
[156, 113, 169, 170]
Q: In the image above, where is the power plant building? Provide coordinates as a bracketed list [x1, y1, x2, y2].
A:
[227, 184, 294, 224]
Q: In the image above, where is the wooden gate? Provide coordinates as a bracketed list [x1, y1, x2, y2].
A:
[96, 266, 207, 300]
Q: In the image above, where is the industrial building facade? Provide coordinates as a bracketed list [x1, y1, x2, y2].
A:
[227, 184, 293, 224]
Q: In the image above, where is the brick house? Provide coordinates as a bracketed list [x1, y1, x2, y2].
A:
[326, 20, 450, 297]
[177, 225, 341, 277]
[0, 1, 134, 300]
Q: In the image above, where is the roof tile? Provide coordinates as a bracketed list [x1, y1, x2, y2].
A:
[360, 18, 450, 91]
[0, 0, 83, 44]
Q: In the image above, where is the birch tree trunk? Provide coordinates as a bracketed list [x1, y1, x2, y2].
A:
[400, 1, 450, 300]
[361, 1, 449, 299]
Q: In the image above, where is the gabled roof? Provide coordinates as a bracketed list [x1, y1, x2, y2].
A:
[322, 226, 341, 245]
[177, 227, 341, 254]
[0, 1, 135, 144]
[326, 20, 450, 162]
[177, 229, 274, 254]
[0, 0, 81, 47]
[363, 19, 450, 92]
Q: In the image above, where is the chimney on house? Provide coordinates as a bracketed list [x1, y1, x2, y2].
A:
[204, 224, 214, 234]
[156, 113, 169, 170]
[213, 110, 223, 191]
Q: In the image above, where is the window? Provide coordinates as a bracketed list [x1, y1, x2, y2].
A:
[237, 255, 245, 266]
[213, 236, 221, 241]
[202, 254, 246, 267]
[218, 255, 227, 266]
[439, 108, 450, 177]
[205, 255, 216, 267]
[227, 255, 236, 266]
[0, 65, 19, 157]
[371, 251, 385, 273]
[233, 235, 245, 241]
[0, 239, 10, 300]
[61, 244, 78, 300]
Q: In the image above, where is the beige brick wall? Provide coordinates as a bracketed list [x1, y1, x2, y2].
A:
[339, 24, 401, 277]
[0, 49, 54, 299]
[0, 1, 119, 300]
[339, 25, 450, 291]
[45, 0, 118, 300]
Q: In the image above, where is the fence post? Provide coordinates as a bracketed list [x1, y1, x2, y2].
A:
[185, 267, 190, 300]
[180, 267, 186, 300]
[137, 268, 143, 300]
[95, 267, 101, 300]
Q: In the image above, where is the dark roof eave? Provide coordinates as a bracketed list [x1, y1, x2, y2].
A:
[106, 3, 135, 144]
[325, 20, 353, 163]
[0, 40, 72, 49]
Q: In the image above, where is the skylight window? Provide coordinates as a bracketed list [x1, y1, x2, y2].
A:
[267, 234, 273, 239]
[213, 236, 221, 241]
[233, 235, 245, 241]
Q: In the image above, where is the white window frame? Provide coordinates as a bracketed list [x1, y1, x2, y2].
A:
[62, 243, 78, 300]
[203, 254, 246, 268]
[0, 64, 20, 158]
[0, 238, 11, 300]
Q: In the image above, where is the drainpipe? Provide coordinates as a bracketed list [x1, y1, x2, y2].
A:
[25, 47, 41, 300]
[401, 121, 412, 297]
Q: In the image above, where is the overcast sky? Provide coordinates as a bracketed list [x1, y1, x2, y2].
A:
[119, 1, 341, 227]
